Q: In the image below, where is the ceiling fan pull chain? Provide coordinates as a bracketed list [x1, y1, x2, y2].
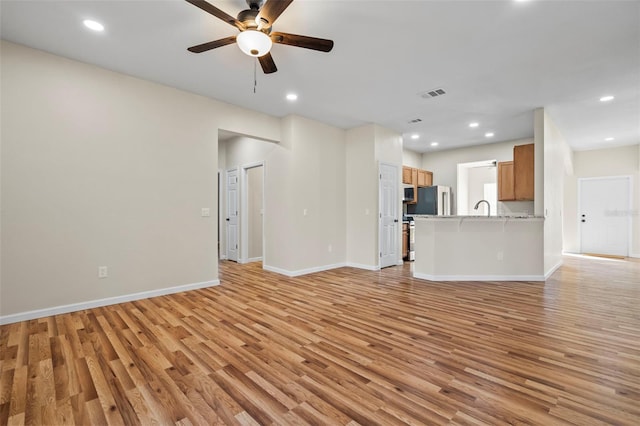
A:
[254, 59, 257, 93]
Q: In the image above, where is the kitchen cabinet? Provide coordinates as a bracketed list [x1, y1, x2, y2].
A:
[497, 143, 534, 201]
[417, 169, 433, 187]
[402, 166, 414, 184]
[402, 166, 434, 204]
[514, 143, 534, 200]
[498, 161, 515, 201]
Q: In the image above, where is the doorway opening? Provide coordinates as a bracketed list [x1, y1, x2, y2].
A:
[457, 160, 497, 216]
[241, 163, 264, 263]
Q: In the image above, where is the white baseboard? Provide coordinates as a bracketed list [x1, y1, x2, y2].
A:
[630, 252, 640, 259]
[238, 257, 263, 264]
[544, 260, 563, 279]
[219, 255, 228, 260]
[263, 262, 347, 277]
[345, 262, 380, 271]
[0, 279, 220, 325]
[413, 272, 545, 282]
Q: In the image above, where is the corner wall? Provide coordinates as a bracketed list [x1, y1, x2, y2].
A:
[564, 144, 640, 257]
[0, 41, 283, 320]
[541, 110, 572, 275]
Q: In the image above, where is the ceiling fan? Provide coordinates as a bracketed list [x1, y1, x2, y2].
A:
[185, 0, 334, 74]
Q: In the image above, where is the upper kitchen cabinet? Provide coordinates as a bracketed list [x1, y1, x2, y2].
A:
[498, 161, 515, 201]
[402, 166, 415, 184]
[497, 143, 534, 201]
[514, 143, 534, 200]
[417, 169, 433, 187]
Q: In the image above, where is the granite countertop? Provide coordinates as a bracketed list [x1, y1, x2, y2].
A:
[412, 214, 544, 220]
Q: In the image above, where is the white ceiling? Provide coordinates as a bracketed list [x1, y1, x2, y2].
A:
[2, 0, 639, 153]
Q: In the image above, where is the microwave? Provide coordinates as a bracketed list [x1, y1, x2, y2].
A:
[403, 186, 414, 202]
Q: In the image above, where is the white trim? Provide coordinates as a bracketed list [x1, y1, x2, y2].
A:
[544, 260, 563, 279]
[345, 262, 380, 271]
[413, 273, 545, 282]
[0, 279, 220, 325]
[239, 257, 263, 264]
[629, 252, 640, 259]
[263, 262, 347, 277]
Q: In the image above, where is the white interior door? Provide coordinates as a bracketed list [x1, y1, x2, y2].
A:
[226, 168, 239, 262]
[580, 177, 630, 257]
[379, 163, 399, 268]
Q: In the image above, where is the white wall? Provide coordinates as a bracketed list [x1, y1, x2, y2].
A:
[0, 41, 281, 319]
[542, 110, 572, 274]
[467, 166, 496, 215]
[421, 138, 535, 215]
[402, 148, 422, 168]
[564, 144, 640, 257]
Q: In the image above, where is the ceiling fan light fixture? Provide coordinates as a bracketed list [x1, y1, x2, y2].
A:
[237, 30, 272, 57]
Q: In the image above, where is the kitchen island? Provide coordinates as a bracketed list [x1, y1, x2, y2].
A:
[413, 215, 546, 281]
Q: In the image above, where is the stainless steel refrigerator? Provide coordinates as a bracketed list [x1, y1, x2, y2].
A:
[406, 186, 452, 215]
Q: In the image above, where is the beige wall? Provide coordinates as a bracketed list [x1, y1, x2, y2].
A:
[247, 166, 263, 260]
[346, 125, 378, 268]
[345, 124, 403, 268]
[284, 115, 347, 273]
[564, 144, 640, 257]
[0, 41, 278, 319]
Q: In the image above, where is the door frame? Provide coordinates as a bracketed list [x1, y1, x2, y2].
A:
[240, 161, 265, 264]
[578, 175, 633, 256]
[378, 162, 401, 268]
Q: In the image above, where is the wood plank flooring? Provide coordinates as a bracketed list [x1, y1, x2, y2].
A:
[1, 255, 639, 425]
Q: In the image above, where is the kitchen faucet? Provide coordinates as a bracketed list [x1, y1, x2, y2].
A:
[474, 200, 491, 217]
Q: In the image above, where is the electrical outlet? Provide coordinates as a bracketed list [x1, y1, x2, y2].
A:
[497, 251, 504, 261]
[201, 208, 211, 217]
[98, 266, 108, 278]
[303, 209, 308, 216]
[328, 244, 333, 253]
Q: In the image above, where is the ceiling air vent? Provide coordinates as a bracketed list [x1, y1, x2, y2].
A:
[419, 88, 446, 99]
[408, 118, 422, 124]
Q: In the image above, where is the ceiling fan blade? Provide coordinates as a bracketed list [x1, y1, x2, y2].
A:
[258, 53, 278, 74]
[187, 36, 237, 53]
[256, 0, 294, 28]
[185, 0, 245, 30]
[271, 32, 334, 52]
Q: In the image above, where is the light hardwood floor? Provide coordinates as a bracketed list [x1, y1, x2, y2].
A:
[1, 255, 639, 425]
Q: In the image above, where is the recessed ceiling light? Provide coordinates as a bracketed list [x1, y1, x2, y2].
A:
[600, 95, 614, 102]
[410, 134, 420, 140]
[430, 142, 439, 147]
[485, 132, 494, 138]
[83, 19, 104, 32]
[469, 122, 479, 128]
[605, 137, 615, 141]
[286, 93, 298, 101]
